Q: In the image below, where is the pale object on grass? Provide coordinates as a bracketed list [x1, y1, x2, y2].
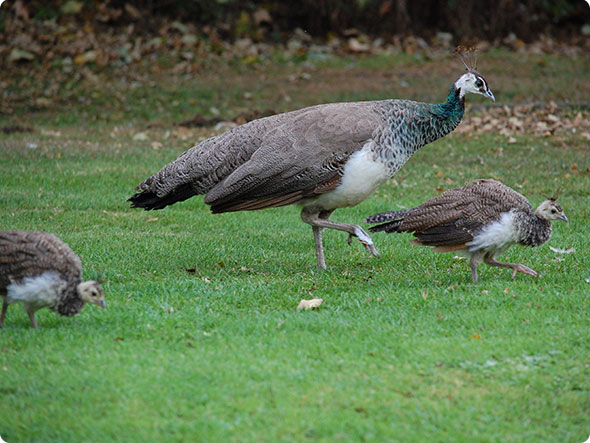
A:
[549, 246, 575, 254]
[9, 48, 35, 62]
[297, 298, 324, 310]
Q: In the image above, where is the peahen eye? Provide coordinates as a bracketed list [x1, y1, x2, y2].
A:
[551, 209, 557, 214]
[475, 79, 483, 88]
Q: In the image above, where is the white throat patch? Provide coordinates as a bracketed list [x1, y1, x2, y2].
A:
[454, 73, 475, 99]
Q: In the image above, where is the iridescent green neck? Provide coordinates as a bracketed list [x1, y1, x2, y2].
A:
[377, 82, 468, 164]
[431, 85, 465, 121]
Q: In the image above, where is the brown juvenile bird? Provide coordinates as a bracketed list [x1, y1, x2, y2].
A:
[0, 230, 106, 328]
[365, 179, 568, 281]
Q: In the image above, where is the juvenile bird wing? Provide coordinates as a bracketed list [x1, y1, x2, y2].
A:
[0, 231, 82, 291]
[367, 179, 532, 247]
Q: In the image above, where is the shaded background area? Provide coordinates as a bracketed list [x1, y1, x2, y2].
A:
[1, 0, 589, 124]
[2, 0, 590, 42]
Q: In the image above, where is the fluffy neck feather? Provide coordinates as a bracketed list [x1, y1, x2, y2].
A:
[51, 278, 85, 316]
[517, 214, 552, 247]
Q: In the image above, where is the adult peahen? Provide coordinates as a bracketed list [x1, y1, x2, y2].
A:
[365, 179, 568, 281]
[129, 57, 494, 269]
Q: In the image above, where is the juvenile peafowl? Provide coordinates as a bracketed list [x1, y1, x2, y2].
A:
[129, 55, 494, 269]
[365, 179, 568, 281]
[0, 230, 106, 328]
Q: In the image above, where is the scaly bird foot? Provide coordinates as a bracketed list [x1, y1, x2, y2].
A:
[347, 227, 380, 258]
[510, 264, 538, 279]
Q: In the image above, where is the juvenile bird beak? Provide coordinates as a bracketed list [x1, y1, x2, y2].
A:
[559, 214, 569, 223]
[486, 89, 495, 102]
[96, 299, 107, 309]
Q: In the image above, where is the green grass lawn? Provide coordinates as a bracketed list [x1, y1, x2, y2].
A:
[1, 50, 589, 442]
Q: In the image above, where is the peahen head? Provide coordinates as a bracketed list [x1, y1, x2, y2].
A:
[453, 47, 494, 102]
[535, 200, 568, 223]
[455, 70, 494, 102]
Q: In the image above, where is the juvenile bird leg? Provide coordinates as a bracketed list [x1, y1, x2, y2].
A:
[484, 256, 538, 279]
[25, 305, 38, 329]
[0, 299, 8, 327]
[301, 207, 380, 269]
[469, 251, 485, 282]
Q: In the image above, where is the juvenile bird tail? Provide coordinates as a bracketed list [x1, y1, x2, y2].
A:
[364, 209, 411, 233]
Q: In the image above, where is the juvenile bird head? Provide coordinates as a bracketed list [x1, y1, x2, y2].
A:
[453, 47, 495, 102]
[535, 200, 568, 223]
[77, 281, 106, 309]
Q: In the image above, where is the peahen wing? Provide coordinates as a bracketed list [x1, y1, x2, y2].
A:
[203, 102, 385, 212]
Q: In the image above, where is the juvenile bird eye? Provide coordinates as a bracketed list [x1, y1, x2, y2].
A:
[475, 79, 483, 88]
[551, 209, 556, 214]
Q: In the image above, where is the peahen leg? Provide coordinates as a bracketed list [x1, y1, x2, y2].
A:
[301, 207, 380, 269]
[484, 255, 538, 279]
[311, 210, 332, 270]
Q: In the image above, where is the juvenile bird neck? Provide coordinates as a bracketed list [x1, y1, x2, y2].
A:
[518, 214, 552, 247]
[52, 280, 85, 317]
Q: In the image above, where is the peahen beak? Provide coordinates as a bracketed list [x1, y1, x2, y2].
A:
[95, 299, 107, 310]
[559, 214, 569, 223]
[486, 89, 495, 102]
